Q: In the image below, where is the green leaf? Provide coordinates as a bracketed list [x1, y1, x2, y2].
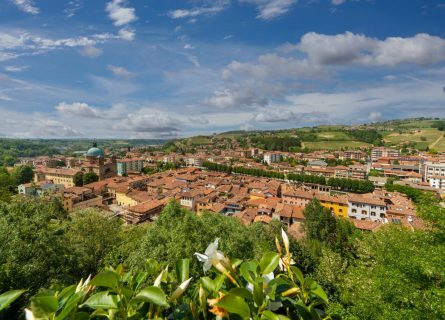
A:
[82, 292, 118, 309]
[310, 285, 328, 304]
[55, 292, 83, 320]
[134, 286, 169, 307]
[229, 288, 253, 300]
[201, 277, 216, 292]
[30, 295, 59, 318]
[259, 252, 280, 275]
[145, 258, 160, 275]
[240, 261, 259, 283]
[90, 271, 119, 289]
[261, 310, 291, 320]
[0, 290, 26, 312]
[175, 258, 190, 283]
[253, 281, 264, 308]
[290, 266, 305, 286]
[215, 293, 251, 319]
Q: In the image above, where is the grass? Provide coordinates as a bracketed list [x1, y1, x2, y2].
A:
[383, 128, 443, 150]
[187, 136, 213, 145]
[315, 131, 353, 141]
[303, 141, 370, 150]
[431, 135, 445, 152]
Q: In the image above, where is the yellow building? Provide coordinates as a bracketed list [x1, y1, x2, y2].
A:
[316, 194, 349, 218]
[35, 167, 80, 188]
[115, 189, 151, 207]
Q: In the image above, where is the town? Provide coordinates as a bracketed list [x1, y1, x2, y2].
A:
[14, 132, 444, 234]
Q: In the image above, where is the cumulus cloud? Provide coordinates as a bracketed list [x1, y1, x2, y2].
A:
[368, 111, 383, 122]
[106, 0, 137, 26]
[108, 65, 135, 79]
[10, 0, 39, 15]
[55, 102, 102, 118]
[206, 88, 268, 108]
[239, 0, 297, 20]
[79, 46, 103, 58]
[298, 32, 445, 66]
[168, 0, 230, 19]
[252, 110, 327, 123]
[331, 0, 346, 5]
[118, 28, 135, 41]
[222, 53, 325, 81]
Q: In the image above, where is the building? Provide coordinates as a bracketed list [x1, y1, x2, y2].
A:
[428, 175, 445, 190]
[424, 161, 445, 182]
[340, 150, 367, 162]
[34, 167, 80, 188]
[371, 147, 400, 162]
[347, 194, 386, 221]
[18, 180, 62, 196]
[117, 158, 145, 176]
[316, 194, 349, 218]
[122, 199, 168, 224]
[263, 153, 280, 165]
[62, 187, 103, 212]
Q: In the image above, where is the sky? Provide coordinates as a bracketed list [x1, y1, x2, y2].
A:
[0, 0, 444, 139]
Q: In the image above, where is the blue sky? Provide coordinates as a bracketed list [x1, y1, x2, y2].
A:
[0, 0, 444, 138]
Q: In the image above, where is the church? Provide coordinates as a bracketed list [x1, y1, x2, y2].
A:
[69, 143, 117, 180]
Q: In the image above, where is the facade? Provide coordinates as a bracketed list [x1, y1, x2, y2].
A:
[428, 175, 445, 190]
[117, 158, 145, 176]
[347, 195, 386, 221]
[424, 161, 445, 181]
[62, 187, 103, 212]
[371, 147, 400, 162]
[263, 153, 280, 165]
[34, 167, 80, 188]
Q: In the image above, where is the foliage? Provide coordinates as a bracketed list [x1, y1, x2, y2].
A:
[83, 172, 99, 185]
[22, 231, 331, 320]
[10, 165, 34, 185]
[432, 120, 445, 131]
[73, 172, 84, 187]
[303, 199, 358, 257]
[327, 178, 374, 193]
[346, 129, 383, 145]
[250, 136, 302, 151]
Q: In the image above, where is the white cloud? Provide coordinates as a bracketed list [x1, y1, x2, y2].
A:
[79, 46, 103, 58]
[206, 88, 268, 108]
[184, 44, 195, 50]
[239, 0, 297, 20]
[331, 0, 346, 5]
[4, 65, 28, 72]
[106, 0, 137, 26]
[10, 0, 39, 15]
[298, 32, 445, 66]
[222, 53, 326, 81]
[107, 65, 135, 79]
[168, 0, 230, 19]
[368, 111, 383, 122]
[118, 28, 135, 41]
[64, 0, 82, 17]
[55, 102, 101, 118]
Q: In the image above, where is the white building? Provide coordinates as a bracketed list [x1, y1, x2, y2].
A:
[371, 147, 399, 162]
[424, 161, 445, 181]
[117, 158, 145, 176]
[263, 153, 280, 165]
[185, 157, 203, 167]
[428, 175, 445, 190]
[348, 195, 387, 221]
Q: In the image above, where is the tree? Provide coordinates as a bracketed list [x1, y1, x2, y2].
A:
[10, 165, 33, 185]
[73, 172, 83, 187]
[83, 172, 99, 185]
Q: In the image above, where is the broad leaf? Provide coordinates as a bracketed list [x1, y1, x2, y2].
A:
[82, 292, 118, 309]
[215, 293, 251, 319]
[90, 271, 119, 289]
[0, 290, 26, 312]
[134, 286, 169, 307]
[259, 252, 280, 275]
[175, 258, 190, 283]
[240, 261, 259, 283]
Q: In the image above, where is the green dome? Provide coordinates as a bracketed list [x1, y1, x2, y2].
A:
[86, 147, 104, 157]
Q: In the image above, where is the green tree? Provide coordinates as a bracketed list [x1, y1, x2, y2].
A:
[73, 172, 83, 186]
[83, 172, 99, 185]
[10, 165, 33, 185]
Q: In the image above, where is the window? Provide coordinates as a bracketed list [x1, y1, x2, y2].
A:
[339, 209, 343, 212]
[371, 212, 376, 216]
[352, 209, 357, 213]
[361, 210, 367, 215]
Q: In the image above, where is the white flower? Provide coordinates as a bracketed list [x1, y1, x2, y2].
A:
[281, 228, 290, 254]
[246, 272, 275, 293]
[194, 238, 225, 273]
[25, 309, 35, 320]
[170, 277, 193, 301]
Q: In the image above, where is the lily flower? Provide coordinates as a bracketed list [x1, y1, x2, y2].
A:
[194, 238, 225, 273]
[170, 277, 193, 301]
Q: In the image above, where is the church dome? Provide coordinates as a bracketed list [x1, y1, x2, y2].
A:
[86, 147, 104, 158]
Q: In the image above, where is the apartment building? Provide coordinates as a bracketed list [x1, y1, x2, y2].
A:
[117, 158, 145, 176]
[371, 147, 400, 162]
